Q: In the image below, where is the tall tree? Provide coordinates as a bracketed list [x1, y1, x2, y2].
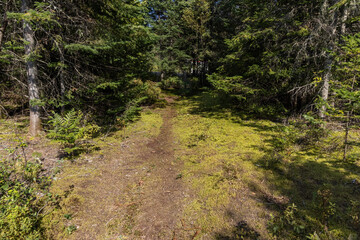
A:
[1, 0, 154, 126]
[0, 1, 8, 52]
[22, 0, 41, 136]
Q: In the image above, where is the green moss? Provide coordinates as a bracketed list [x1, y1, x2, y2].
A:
[37, 92, 360, 239]
[125, 110, 163, 138]
[42, 161, 99, 238]
[172, 92, 360, 239]
[173, 96, 276, 238]
[96, 110, 163, 147]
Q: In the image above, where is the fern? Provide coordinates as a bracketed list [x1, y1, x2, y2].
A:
[47, 109, 85, 156]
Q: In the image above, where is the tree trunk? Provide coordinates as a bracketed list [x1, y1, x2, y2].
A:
[319, 0, 342, 119]
[60, 62, 65, 114]
[341, 6, 349, 35]
[320, 2, 350, 119]
[0, 3, 8, 52]
[22, 0, 41, 136]
[320, 61, 331, 119]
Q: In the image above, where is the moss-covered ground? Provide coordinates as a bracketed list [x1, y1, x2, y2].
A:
[172, 92, 360, 239]
[2, 92, 360, 239]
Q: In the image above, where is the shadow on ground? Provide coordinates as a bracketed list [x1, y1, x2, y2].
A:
[215, 221, 261, 240]
[177, 90, 360, 238]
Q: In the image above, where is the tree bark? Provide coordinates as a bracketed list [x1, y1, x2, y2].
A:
[0, 3, 8, 52]
[22, 0, 41, 136]
[319, 0, 342, 119]
[60, 56, 65, 114]
[320, 2, 350, 119]
[320, 59, 331, 119]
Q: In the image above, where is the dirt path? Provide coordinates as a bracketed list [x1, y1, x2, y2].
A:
[55, 105, 185, 239]
[133, 107, 184, 239]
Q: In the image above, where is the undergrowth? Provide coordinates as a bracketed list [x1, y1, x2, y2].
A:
[173, 92, 360, 239]
[0, 135, 62, 239]
[47, 109, 100, 158]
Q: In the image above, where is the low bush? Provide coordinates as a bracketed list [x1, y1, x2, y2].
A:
[0, 139, 55, 239]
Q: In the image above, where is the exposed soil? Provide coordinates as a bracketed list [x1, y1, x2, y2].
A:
[134, 107, 184, 239]
[59, 103, 186, 239]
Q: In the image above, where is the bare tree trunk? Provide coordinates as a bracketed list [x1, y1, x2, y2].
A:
[320, 60, 331, 119]
[319, 0, 347, 119]
[55, 41, 66, 114]
[22, 0, 41, 136]
[60, 58, 65, 114]
[341, 2, 351, 35]
[319, 0, 334, 118]
[0, 3, 8, 52]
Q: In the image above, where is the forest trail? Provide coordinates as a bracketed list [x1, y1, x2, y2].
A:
[131, 105, 185, 239]
[48, 93, 280, 240]
[44, 92, 360, 240]
[50, 100, 187, 240]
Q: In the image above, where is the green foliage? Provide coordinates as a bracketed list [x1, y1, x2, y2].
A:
[0, 139, 55, 239]
[119, 97, 147, 124]
[47, 109, 99, 156]
[301, 114, 328, 145]
[307, 231, 358, 240]
[208, 73, 258, 101]
[64, 44, 99, 55]
[143, 81, 162, 103]
[349, 200, 360, 229]
[66, 225, 77, 235]
[272, 125, 298, 152]
[146, 0, 191, 75]
[268, 204, 305, 238]
[0, 181, 42, 240]
[7, 2, 56, 25]
[48, 109, 84, 145]
[315, 187, 336, 224]
[334, 33, 360, 116]
[160, 76, 183, 89]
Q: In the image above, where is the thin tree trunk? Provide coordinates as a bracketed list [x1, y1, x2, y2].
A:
[320, 61, 331, 119]
[60, 64, 65, 114]
[319, 0, 343, 119]
[55, 41, 66, 114]
[22, 0, 41, 136]
[0, 3, 8, 52]
[340, 5, 349, 35]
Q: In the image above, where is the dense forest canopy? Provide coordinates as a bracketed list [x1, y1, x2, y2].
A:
[1, 0, 360, 127]
[1, 0, 360, 239]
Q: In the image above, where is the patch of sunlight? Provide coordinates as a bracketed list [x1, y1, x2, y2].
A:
[173, 96, 276, 238]
[112, 110, 163, 141]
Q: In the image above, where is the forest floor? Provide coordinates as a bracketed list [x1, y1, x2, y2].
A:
[2, 91, 360, 239]
[45, 93, 278, 239]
